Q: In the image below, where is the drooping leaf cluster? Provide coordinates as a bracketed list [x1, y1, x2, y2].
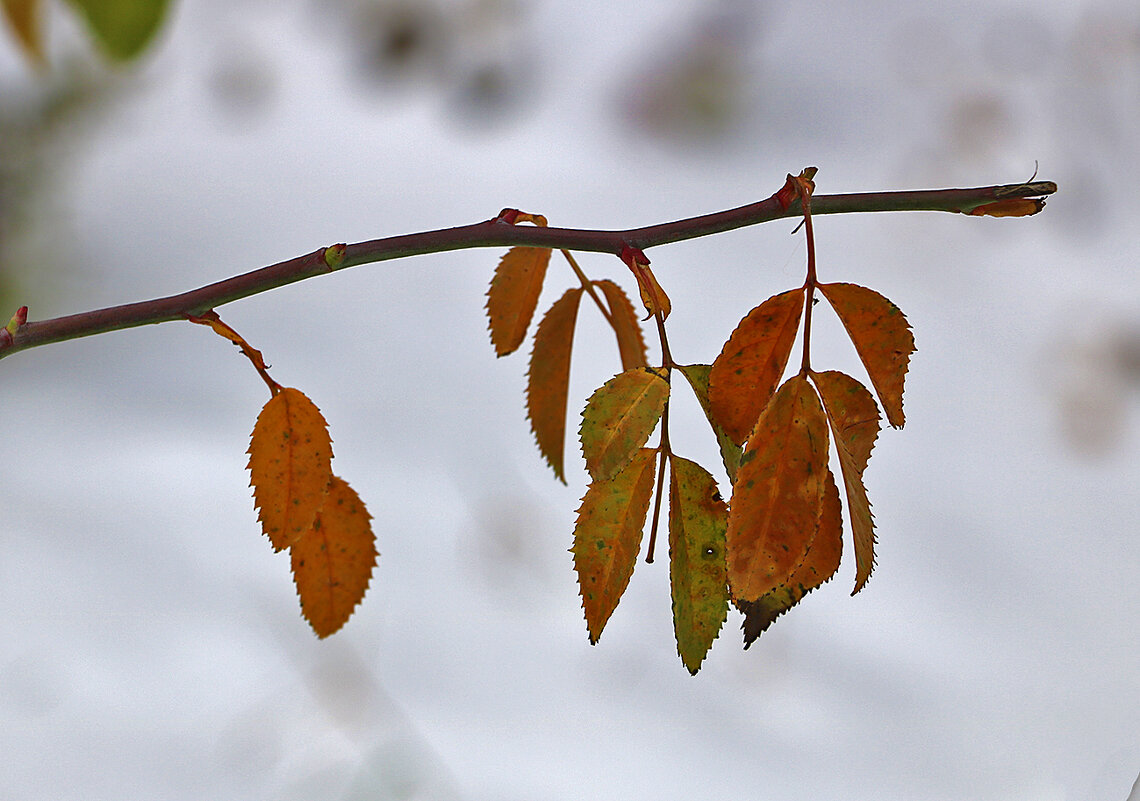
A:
[486, 171, 916, 672]
[188, 309, 377, 638]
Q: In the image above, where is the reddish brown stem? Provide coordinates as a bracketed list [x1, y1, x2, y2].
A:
[0, 176, 1055, 361]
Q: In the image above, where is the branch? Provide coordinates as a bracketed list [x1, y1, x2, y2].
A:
[0, 174, 1055, 360]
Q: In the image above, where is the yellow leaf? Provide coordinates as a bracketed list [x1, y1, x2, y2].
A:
[580, 367, 669, 481]
[291, 476, 377, 638]
[738, 469, 842, 647]
[2, 0, 43, 64]
[726, 374, 830, 602]
[248, 388, 334, 551]
[818, 282, 915, 428]
[669, 456, 729, 674]
[572, 448, 658, 644]
[812, 369, 881, 594]
[709, 288, 804, 444]
[486, 246, 552, 357]
[592, 279, 648, 370]
[526, 288, 584, 483]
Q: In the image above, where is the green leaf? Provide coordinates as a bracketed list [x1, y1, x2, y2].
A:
[63, 0, 168, 61]
[668, 456, 729, 674]
[677, 364, 743, 483]
[572, 448, 659, 644]
[580, 367, 669, 482]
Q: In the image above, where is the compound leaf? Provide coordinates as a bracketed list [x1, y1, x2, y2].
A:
[248, 388, 334, 551]
[593, 279, 648, 370]
[572, 448, 658, 644]
[580, 367, 669, 481]
[527, 287, 584, 483]
[738, 469, 842, 647]
[726, 374, 829, 603]
[812, 369, 881, 594]
[290, 476, 377, 638]
[677, 363, 743, 483]
[818, 282, 915, 428]
[669, 456, 729, 674]
[486, 246, 552, 357]
[709, 288, 804, 444]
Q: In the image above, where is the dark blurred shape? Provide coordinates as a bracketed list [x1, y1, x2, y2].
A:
[1051, 316, 1140, 456]
[619, 1, 761, 145]
[206, 37, 279, 123]
[341, 0, 537, 128]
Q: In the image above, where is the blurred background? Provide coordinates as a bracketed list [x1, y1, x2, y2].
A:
[1, 0, 1138, 799]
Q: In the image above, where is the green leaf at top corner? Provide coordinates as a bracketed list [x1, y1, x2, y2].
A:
[63, 0, 169, 61]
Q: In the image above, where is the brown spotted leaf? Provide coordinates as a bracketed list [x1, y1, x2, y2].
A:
[669, 456, 729, 674]
[572, 448, 658, 644]
[526, 287, 585, 483]
[709, 288, 804, 444]
[290, 476, 377, 638]
[818, 282, 915, 428]
[812, 369, 881, 594]
[580, 367, 669, 482]
[738, 469, 842, 647]
[248, 388, 334, 551]
[592, 279, 648, 370]
[677, 364, 743, 483]
[726, 374, 830, 603]
[486, 246, 553, 356]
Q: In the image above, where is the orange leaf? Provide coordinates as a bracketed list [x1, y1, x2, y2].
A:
[580, 367, 669, 481]
[738, 469, 842, 647]
[290, 476, 377, 638]
[526, 287, 584, 483]
[709, 288, 804, 444]
[669, 456, 729, 674]
[622, 248, 671, 321]
[812, 369, 881, 594]
[818, 282, 915, 428]
[572, 448, 658, 644]
[967, 198, 1045, 217]
[486, 246, 552, 356]
[592, 279, 648, 370]
[677, 364, 743, 483]
[248, 388, 334, 551]
[726, 374, 829, 602]
[2, 0, 43, 64]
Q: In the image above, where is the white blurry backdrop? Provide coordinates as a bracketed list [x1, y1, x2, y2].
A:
[1, 1, 1138, 799]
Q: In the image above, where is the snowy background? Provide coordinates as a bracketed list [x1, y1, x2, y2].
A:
[1, 1, 1138, 799]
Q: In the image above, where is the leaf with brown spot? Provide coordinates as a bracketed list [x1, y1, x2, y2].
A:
[738, 469, 842, 648]
[726, 374, 830, 603]
[526, 287, 584, 483]
[290, 476, 377, 638]
[592, 279, 648, 370]
[580, 367, 669, 482]
[669, 456, 729, 674]
[812, 369, 881, 594]
[486, 246, 552, 356]
[572, 448, 658, 644]
[248, 388, 334, 551]
[677, 364, 743, 483]
[709, 289, 804, 444]
[818, 282, 915, 428]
